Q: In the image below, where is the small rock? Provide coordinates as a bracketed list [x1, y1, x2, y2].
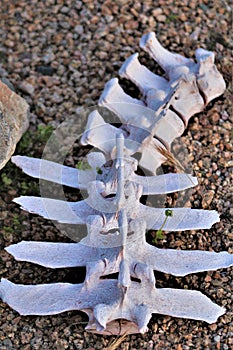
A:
[226, 160, 233, 168]
[221, 110, 229, 120]
[180, 13, 187, 21]
[3, 339, 13, 348]
[209, 323, 217, 331]
[60, 6, 70, 14]
[4, 39, 15, 48]
[152, 8, 163, 16]
[0, 78, 15, 91]
[18, 81, 35, 96]
[41, 76, 59, 88]
[51, 92, 63, 103]
[35, 65, 55, 76]
[42, 52, 55, 64]
[201, 190, 215, 209]
[60, 21, 70, 29]
[157, 14, 167, 22]
[0, 80, 29, 170]
[189, 27, 201, 41]
[211, 112, 220, 123]
[204, 275, 212, 283]
[214, 335, 221, 343]
[212, 162, 218, 171]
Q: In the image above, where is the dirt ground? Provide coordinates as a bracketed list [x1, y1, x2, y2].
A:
[0, 0, 232, 349]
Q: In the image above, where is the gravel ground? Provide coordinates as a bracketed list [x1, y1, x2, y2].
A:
[0, 0, 232, 349]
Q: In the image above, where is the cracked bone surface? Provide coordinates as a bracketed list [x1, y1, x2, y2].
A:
[1, 33, 230, 335]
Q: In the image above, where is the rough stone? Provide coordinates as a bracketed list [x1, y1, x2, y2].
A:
[0, 80, 30, 170]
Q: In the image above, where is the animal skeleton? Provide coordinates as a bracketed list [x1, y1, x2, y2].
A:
[0, 32, 232, 335]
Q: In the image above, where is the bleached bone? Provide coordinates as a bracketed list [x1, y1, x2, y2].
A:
[1, 33, 229, 336]
[131, 173, 198, 195]
[13, 196, 95, 225]
[119, 53, 168, 95]
[1, 207, 231, 335]
[80, 110, 125, 156]
[146, 76, 204, 125]
[12, 154, 198, 194]
[13, 192, 220, 233]
[98, 76, 205, 174]
[99, 79, 182, 161]
[2, 212, 231, 335]
[137, 204, 220, 231]
[5, 231, 233, 277]
[0, 278, 225, 333]
[80, 105, 167, 174]
[119, 53, 204, 125]
[140, 32, 226, 104]
[99, 78, 185, 148]
[86, 151, 106, 168]
[98, 78, 145, 125]
[140, 32, 194, 77]
[12, 149, 217, 234]
[195, 48, 226, 103]
[11, 155, 96, 189]
[95, 32, 226, 174]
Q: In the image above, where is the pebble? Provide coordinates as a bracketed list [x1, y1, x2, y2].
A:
[74, 25, 84, 35]
[36, 65, 56, 76]
[18, 81, 35, 96]
[189, 27, 201, 41]
[214, 335, 221, 343]
[157, 14, 167, 22]
[60, 6, 70, 14]
[42, 52, 55, 64]
[152, 8, 163, 16]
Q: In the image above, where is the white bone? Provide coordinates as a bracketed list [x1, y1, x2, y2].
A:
[139, 205, 220, 231]
[140, 32, 194, 77]
[131, 173, 198, 195]
[195, 49, 226, 104]
[80, 110, 124, 155]
[6, 239, 233, 278]
[11, 155, 95, 189]
[0, 278, 225, 328]
[86, 151, 106, 168]
[13, 196, 96, 224]
[119, 53, 168, 95]
[99, 78, 145, 124]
